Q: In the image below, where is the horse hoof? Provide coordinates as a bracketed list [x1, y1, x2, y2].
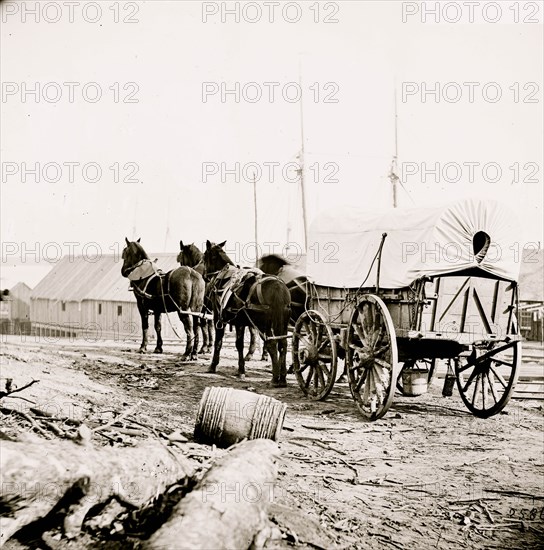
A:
[138, 349, 146, 354]
[207, 367, 217, 374]
[287, 365, 294, 375]
[191, 355, 198, 361]
[237, 373, 246, 380]
[337, 375, 347, 384]
[272, 379, 287, 388]
[154, 348, 163, 354]
[244, 354, 253, 361]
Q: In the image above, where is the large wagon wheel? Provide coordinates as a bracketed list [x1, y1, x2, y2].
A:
[347, 295, 400, 420]
[455, 326, 521, 418]
[292, 310, 337, 401]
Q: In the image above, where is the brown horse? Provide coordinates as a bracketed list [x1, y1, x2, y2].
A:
[246, 253, 309, 361]
[203, 240, 291, 386]
[177, 241, 214, 354]
[121, 238, 205, 360]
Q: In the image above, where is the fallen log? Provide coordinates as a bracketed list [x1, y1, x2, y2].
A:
[146, 439, 280, 550]
[0, 438, 194, 547]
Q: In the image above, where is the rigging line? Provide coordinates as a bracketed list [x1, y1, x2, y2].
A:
[397, 177, 417, 206]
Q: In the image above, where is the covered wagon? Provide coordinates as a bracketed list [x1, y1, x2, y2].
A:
[293, 198, 522, 420]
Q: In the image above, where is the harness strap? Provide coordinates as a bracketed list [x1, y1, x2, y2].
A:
[245, 276, 278, 311]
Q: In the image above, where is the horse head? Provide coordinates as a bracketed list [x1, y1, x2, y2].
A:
[121, 237, 149, 277]
[203, 240, 233, 276]
[177, 240, 203, 268]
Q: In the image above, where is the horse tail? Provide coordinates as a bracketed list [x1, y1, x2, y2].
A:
[188, 268, 205, 313]
[170, 266, 205, 315]
[268, 279, 291, 337]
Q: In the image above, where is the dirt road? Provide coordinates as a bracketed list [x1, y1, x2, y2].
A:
[1, 335, 543, 549]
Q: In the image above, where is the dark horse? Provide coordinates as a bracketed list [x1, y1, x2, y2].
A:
[177, 241, 214, 354]
[255, 253, 350, 381]
[121, 238, 205, 360]
[246, 253, 309, 360]
[203, 240, 291, 386]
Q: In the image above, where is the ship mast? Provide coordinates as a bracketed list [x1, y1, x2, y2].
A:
[388, 87, 399, 208]
[299, 60, 309, 250]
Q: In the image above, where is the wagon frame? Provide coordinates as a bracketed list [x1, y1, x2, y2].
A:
[293, 216, 522, 421]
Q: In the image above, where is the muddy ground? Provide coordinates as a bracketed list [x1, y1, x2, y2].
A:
[1, 334, 543, 550]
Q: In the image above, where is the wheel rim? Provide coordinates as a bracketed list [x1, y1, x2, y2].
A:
[455, 339, 521, 418]
[292, 310, 337, 401]
[347, 295, 399, 420]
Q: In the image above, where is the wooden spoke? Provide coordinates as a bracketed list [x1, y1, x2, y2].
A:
[292, 310, 337, 401]
[354, 323, 367, 348]
[355, 367, 369, 393]
[316, 364, 327, 388]
[470, 373, 480, 407]
[485, 371, 499, 405]
[481, 374, 487, 411]
[304, 367, 314, 389]
[374, 358, 391, 371]
[462, 367, 481, 394]
[298, 362, 310, 374]
[488, 364, 508, 389]
[491, 357, 515, 368]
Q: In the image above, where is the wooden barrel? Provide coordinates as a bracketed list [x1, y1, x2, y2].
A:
[401, 369, 429, 396]
[194, 387, 287, 448]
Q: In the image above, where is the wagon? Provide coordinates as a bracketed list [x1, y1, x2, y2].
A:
[292, 199, 522, 420]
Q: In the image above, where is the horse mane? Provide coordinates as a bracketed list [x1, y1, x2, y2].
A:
[132, 242, 149, 259]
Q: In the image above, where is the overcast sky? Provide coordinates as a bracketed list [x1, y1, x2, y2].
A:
[1, 0, 543, 287]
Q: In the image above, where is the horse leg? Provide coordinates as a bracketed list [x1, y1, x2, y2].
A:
[138, 304, 148, 353]
[235, 325, 246, 379]
[179, 313, 197, 361]
[260, 342, 268, 362]
[209, 323, 224, 373]
[278, 336, 287, 387]
[206, 320, 214, 354]
[198, 317, 206, 355]
[153, 313, 163, 353]
[244, 326, 257, 361]
[266, 338, 281, 386]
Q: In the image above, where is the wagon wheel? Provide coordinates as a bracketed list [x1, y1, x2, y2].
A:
[292, 310, 337, 401]
[396, 359, 436, 395]
[347, 295, 400, 420]
[455, 334, 521, 418]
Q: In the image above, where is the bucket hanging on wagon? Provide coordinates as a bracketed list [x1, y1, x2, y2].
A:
[401, 369, 429, 396]
[194, 386, 287, 448]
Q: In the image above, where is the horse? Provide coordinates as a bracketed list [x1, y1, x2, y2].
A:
[177, 241, 214, 354]
[246, 253, 309, 361]
[121, 238, 205, 360]
[203, 240, 291, 386]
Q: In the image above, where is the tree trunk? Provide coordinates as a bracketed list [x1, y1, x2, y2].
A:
[146, 439, 280, 550]
[1, 439, 193, 546]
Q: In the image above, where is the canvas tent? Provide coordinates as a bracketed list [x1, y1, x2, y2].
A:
[306, 198, 522, 289]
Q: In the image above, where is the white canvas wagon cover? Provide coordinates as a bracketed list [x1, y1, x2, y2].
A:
[306, 198, 521, 289]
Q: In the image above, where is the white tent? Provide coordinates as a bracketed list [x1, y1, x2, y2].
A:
[306, 198, 522, 289]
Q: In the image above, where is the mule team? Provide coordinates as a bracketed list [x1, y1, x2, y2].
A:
[121, 238, 305, 387]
